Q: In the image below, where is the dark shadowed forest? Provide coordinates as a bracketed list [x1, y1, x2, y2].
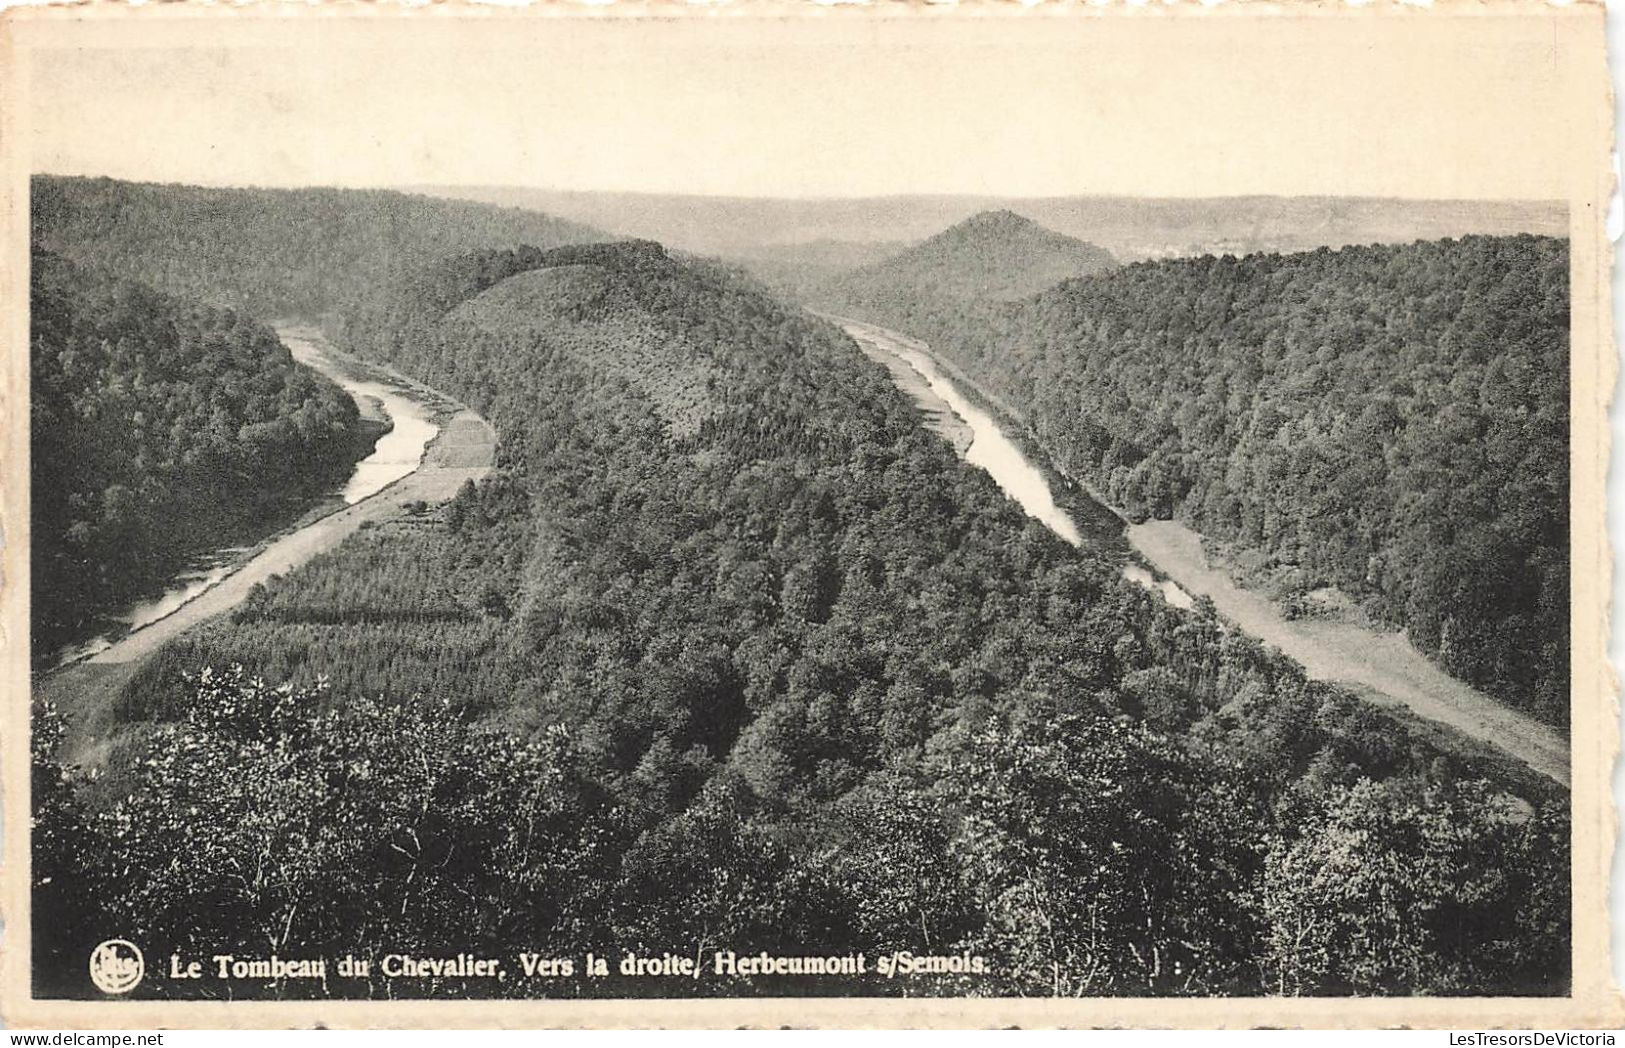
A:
[30, 249, 368, 663]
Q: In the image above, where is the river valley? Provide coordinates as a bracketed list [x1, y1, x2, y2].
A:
[836, 316, 1570, 788]
[40, 327, 497, 764]
[50, 331, 447, 668]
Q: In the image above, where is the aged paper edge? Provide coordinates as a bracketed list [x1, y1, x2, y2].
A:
[0, 1, 1618, 1029]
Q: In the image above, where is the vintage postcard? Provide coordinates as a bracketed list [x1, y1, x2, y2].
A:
[0, 1, 1619, 1029]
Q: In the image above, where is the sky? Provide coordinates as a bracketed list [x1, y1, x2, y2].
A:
[19, 10, 1601, 201]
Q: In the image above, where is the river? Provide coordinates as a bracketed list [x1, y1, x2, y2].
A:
[839, 316, 1190, 606]
[284, 334, 440, 504]
[50, 329, 444, 669]
[835, 315, 1569, 787]
[843, 317, 1083, 542]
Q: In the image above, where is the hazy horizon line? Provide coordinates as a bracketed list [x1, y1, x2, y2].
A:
[30, 171, 1569, 208]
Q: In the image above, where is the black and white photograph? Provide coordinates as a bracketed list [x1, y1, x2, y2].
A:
[1, 5, 1616, 1028]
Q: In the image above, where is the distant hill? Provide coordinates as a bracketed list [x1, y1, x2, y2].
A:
[722, 238, 909, 296]
[33, 176, 606, 318]
[836, 210, 1116, 303]
[728, 238, 908, 272]
[409, 185, 1566, 263]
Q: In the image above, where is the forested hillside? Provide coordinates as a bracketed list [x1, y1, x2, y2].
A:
[36, 234, 1568, 998]
[30, 249, 367, 663]
[31, 176, 603, 318]
[823, 234, 1570, 726]
[820, 209, 1116, 306]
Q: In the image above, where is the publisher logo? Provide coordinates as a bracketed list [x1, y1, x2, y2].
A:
[89, 939, 144, 995]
